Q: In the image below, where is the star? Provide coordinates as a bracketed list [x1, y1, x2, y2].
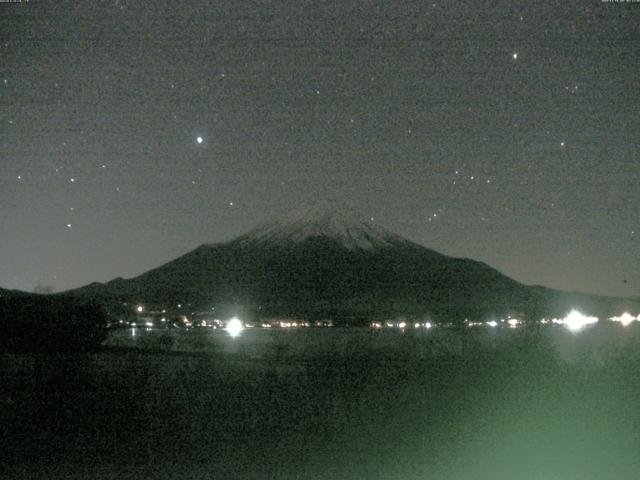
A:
[66, 223, 72, 228]
[512, 52, 518, 60]
[196, 136, 204, 144]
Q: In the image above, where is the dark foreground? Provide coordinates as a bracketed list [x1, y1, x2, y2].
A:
[2, 325, 640, 479]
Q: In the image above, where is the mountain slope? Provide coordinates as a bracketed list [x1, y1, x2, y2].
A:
[0, 287, 32, 299]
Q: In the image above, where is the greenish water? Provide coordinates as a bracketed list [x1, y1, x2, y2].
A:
[2, 324, 640, 479]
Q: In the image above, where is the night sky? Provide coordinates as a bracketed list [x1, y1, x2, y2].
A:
[2, 1, 639, 297]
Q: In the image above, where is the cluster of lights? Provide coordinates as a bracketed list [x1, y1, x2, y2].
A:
[367, 312, 610, 332]
[610, 312, 640, 327]
[507, 318, 521, 328]
[467, 321, 485, 327]
[279, 321, 311, 328]
[197, 318, 225, 329]
[223, 317, 318, 337]
[129, 305, 638, 335]
[542, 310, 599, 332]
[372, 321, 433, 330]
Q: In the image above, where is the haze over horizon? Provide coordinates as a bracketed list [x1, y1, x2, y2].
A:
[2, 1, 639, 297]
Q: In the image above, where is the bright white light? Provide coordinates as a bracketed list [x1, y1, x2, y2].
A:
[610, 312, 636, 327]
[226, 317, 244, 337]
[562, 310, 598, 332]
[507, 318, 519, 328]
[196, 136, 203, 144]
[486, 320, 498, 328]
[136, 305, 144, 313]
[398, 322, 407, 329]
[145, 321, 153, 327]
[425, 322, 433, 329]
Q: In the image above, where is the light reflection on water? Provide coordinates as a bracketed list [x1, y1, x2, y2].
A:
[111, 322, 640, 367]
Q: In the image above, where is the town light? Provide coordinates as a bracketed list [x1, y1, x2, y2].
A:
[562, 310, 598, 332]
[226, 317, 244, 337]
[610, 312, 636, 326]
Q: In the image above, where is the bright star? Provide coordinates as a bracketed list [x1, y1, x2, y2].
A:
[512, 52, 518, 60]
[196, 136, 203, 144]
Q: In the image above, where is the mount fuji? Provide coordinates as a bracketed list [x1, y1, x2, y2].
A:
[67, 201, 638, 323]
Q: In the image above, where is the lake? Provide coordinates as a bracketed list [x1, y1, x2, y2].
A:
[2, 323, 640, 479]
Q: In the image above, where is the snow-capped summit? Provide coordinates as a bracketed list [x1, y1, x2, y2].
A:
[234, 199, 412, 250]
